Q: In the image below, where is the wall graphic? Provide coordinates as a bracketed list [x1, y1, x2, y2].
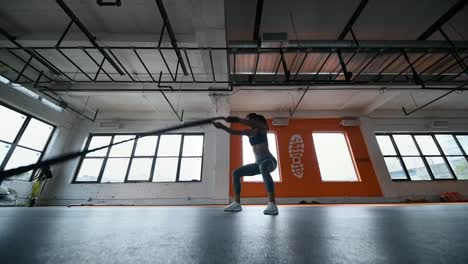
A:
[289, 134, 304, 179]
[229, 119, 383, 198]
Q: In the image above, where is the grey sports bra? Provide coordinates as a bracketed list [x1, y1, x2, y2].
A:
[249, 130, 268, 145]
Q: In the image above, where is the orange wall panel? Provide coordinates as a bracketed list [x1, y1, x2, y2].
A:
[229, 119, 383, 198]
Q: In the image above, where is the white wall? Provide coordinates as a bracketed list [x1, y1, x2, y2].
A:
[38, 112, 231, 206]
[360, 116, 468, 200]
[0, 84, 77, 205]
[234, 110, 468, 202]
[3, 86, 468, 205]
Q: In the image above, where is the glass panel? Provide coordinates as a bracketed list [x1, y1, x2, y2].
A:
[0, 105, 26, 143]
[376, 135, 396, 155]
[179, 157, 202, 181]
[5, 146, 41, 169]
[393, 135, 419, 155]
[242, 133, 280, 182]
[435, 135, 462, 155]
[0, 142, 11, 165]
[108, 135, 135, 157]
[153, 157, 178, 182]
[18, 118, 54, 151]
[426, 157, 453, 179]
[4, 146, 41, 181]
[402, 157, 431, 180]
[127, 158, 153, 181]
[86, 136, 112, 157]
[447, 157, 468, 180]
[312, 133, 358, 182]
[76, 158, 104, 182]
[101, 158, 130, 183]
[455, 135, 468, 153]
[182, 135, 204, 156]
[414, 135, 440, 155]
[134, 136, 158, 156]
[383, 157, 407, 180]
[157, 135, 181, 156]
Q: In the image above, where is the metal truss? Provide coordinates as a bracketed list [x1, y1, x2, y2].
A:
[0, 0, 468, 117]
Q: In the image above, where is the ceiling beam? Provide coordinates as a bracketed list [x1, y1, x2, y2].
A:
[253, 0, 264, 42]
[402, 81, 468, 116]
[335, 0, 369, 81]
[417, 0, 468, 40]
[55, 0, 125, 75]
[337, 0, 369, 40]
[0, 26, 62, 76]
[154, 0, 189, 76]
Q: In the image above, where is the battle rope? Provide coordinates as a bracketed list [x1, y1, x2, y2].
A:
[0, 116, 236, 180]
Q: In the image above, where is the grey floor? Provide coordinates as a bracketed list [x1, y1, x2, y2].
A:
[1, 204, 468, 264]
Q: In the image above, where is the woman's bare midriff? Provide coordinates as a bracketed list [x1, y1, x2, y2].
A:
[252, 142, 271, 157]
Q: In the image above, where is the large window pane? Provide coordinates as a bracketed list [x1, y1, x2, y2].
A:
[447, 157, 468, 180]
[402, 157, 431, 180]
[0, 105, 26, 142]
[455, 135, 468, 153]
[86, 136, 112, 157]
[153, 157, 178, 182]
[179, 157, 202, 181]
[393, 135, 419, 155]
[242, 133, 280, 182]
[101, 158, 130, 183]
[17, 118, 54, 151]
[109, 135, 135, 157]
[5, 146, 41, 170]
[414, 136, 440, 155]
[157, 135, 181, 156]
[312, 133, 358, 182]
[383, 157, 407, 180]
[4, 146, 41, 180]
[376, 135, 396, 155]
[134, 136, 158, 156]
[435, 135, 462, 155]
[76, 158, 104, 182]
[426, 157, 453, 179]
[0, 142, 11, 165]
[127, 158, 153, 181]
[182, 135, 204, 156]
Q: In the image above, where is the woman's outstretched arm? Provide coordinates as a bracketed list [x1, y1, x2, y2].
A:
[213, 122, 252, 136]
[226, 116, 265, 130]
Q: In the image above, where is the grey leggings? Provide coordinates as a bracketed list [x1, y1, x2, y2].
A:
[232, 156, 277, 194]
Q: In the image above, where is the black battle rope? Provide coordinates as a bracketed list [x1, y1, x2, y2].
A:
[0, 116, 235, 180]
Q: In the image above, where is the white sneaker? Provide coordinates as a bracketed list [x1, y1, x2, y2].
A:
[224, 202, 242, 212]
[263, 202, 279, 215]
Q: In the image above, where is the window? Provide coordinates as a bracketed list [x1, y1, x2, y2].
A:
[376, 133, 468, 181]
[242, 133, 280, 182]
[0, 103, 55, 181]
[74, 133, 204, 183]
[312, 133, 359, 182]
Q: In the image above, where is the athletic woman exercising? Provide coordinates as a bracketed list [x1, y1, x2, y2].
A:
[213, 113, 278, 215]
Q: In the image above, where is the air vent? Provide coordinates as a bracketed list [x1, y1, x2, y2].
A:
[340, 119, 360, 127]
[272, 117, 289, 126]
[428, 121, 449, 128]
[261, 32, 288, 48]
[262, 32, 288, 42]
[99, 122, 120, 128]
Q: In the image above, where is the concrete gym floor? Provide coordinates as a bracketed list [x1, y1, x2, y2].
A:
[0, 204, 467, 264]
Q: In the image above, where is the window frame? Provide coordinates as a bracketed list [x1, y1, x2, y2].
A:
[72, 132, 205, 184]
[376, 132, 468, 181]
[0, 101, 56, 181]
